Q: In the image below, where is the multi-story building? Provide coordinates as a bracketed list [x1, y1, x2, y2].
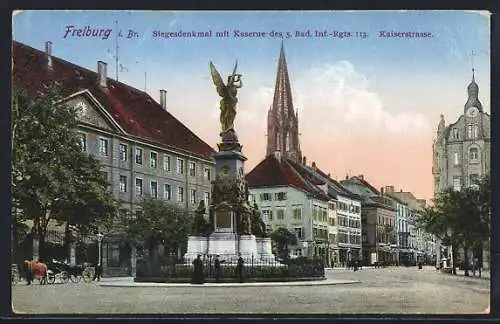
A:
[246, 152, 331, 259]
[432, 69, 490, 268]
[293, 161, 362, 266]
[13, 41, 216, 276]
[341, 176, 397, 266]
[387, 189, 438, 265]
[385, 189, 411, 265]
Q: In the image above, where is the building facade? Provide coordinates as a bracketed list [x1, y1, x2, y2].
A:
[432, 70, 490, 268]
[246, 153, 332, 259]
[13, 41, 216, 276]
[341, 176, 397, 266]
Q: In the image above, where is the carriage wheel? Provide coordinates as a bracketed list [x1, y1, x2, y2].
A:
[47, 272, 56, 284]
[82, 268, 94, 283]
[60, 271, 70, 283]
[70, 274, 82, 283]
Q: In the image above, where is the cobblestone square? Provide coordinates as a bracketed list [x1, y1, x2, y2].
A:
[11, 267, 490, 315]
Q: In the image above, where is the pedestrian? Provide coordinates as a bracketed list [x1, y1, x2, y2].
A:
[192, 254, 204, 284]
[472, 257, 478, 277]
[235, 254, 244, 283]
[214, 255, 224, 283]
[23, 260, 33, 286]
[92, 263, 103, 282]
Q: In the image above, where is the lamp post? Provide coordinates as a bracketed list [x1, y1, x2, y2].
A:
[96, 233, 104, 266]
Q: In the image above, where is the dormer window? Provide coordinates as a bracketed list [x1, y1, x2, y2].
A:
[452, 128, 459, 140]
[469, 147, 479, 161]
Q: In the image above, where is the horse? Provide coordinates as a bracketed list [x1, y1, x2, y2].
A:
[24, 260, 48, 285]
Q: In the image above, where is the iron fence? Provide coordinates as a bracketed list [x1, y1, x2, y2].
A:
[136, 255, 325, 280]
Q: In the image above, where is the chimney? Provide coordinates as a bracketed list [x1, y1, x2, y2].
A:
[358, 174, 364, 180]
[97, 61, 108, 88]
[45, 41, 53, 70]
[159, 89, 167, 110]
[327, 173, 331, 178]
[380, 187, 384, 194]
[312, 161, 316, 169]
[385, 186, 394, 193]
[302, 156, 307, 165]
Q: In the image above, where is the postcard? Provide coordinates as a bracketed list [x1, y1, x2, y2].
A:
[11, 10, 491, 315]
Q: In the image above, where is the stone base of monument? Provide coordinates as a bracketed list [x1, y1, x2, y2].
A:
[183, 234, 280, 265]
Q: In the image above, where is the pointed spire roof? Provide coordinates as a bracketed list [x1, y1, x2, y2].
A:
[272, 43, 295, 117]
[465, 68, 483, 112]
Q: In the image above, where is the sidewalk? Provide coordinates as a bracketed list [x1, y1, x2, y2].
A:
[453, 269, 490, 280]
[97, 277, 361, 288]
[325, 266, 375, 270]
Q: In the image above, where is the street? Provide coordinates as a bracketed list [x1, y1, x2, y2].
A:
[12, 266, 489, 315]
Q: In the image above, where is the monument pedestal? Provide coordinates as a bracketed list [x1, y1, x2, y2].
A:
[184, 236, 209, 263]
[239, 235, 257, 257]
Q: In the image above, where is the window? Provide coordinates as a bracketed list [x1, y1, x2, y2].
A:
[135, 178, 143, 196]
[452, 128, 459, 139]
[177, 158, 184, 175]
[453, 176, 461, 191]
[276, 132, 280, 150]
[469, 147, 479, 161]
[262, 209, 273, 222]
[119, 144, 127, 161]
[77, 133, 87, 152]
[204, 192, 210, 208]
[150, 181, 158, 199]
[190, 189, 197, 205]
[285, 132, 290, 151]
[99, 138, 109, 156]
[473, 125, 478, 138]
[163, 155, 171, 172]
[454, 152, 460, 166]
[468, 124, 473, 139]
[275, 192, 287, 201]
[293, 208, 302, 220]
[119, 209, 129, 221]
[204, 168, 211, 181]
[294, 227, 304, 240]
[135, 148, 143, 165]
[119, 175, 127, 193]
[177, 186, 184, 202]
[150, 152, 157, 169]
[164, 184, 171, 200]
[189, 162, 196, 177]
[276, 209, 285, 220]
[260, 193, 272, 201]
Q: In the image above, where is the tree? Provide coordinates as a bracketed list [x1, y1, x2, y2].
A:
[12, 86, 116, 260]
[415, 175, 491, 275]
[270, 227, 298, 261]
[191, 200, 210, 236]
[125, 198, 193, 259]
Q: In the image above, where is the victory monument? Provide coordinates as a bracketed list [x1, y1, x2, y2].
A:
[184, 61, 277, 265]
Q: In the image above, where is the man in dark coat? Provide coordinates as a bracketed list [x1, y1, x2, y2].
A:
[92, 263, 103, 282]
[192, 255, 205, 284]
[235, 254, 244, 283]
[214, 255, 224, 283]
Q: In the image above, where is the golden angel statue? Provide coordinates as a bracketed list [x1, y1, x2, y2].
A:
[209, 61, 243, 134]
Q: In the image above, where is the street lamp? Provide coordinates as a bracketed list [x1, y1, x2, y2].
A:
[96, 233, 104, 266]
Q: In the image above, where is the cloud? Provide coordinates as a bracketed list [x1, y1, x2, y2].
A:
[292, 61, 432, 138]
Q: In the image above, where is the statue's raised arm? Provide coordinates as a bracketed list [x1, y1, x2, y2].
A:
[210, 61, 242, 134]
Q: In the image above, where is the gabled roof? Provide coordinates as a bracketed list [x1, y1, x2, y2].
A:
[12, 41, 216, 161]
[245, 154, 330, 201]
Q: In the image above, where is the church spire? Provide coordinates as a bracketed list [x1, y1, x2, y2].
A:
[266, 43, 302, 163]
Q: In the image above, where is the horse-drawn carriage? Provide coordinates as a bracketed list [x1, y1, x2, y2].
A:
[46, 259, 92, 284]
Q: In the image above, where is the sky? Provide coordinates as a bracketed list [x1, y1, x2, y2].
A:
[12, 10, 491, 202]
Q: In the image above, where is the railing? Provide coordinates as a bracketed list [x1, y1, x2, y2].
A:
[136, 255, 325, 280]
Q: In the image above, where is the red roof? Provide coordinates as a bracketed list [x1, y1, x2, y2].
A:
[12, 41, 216, 160]
[245, 154, 330, 201]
